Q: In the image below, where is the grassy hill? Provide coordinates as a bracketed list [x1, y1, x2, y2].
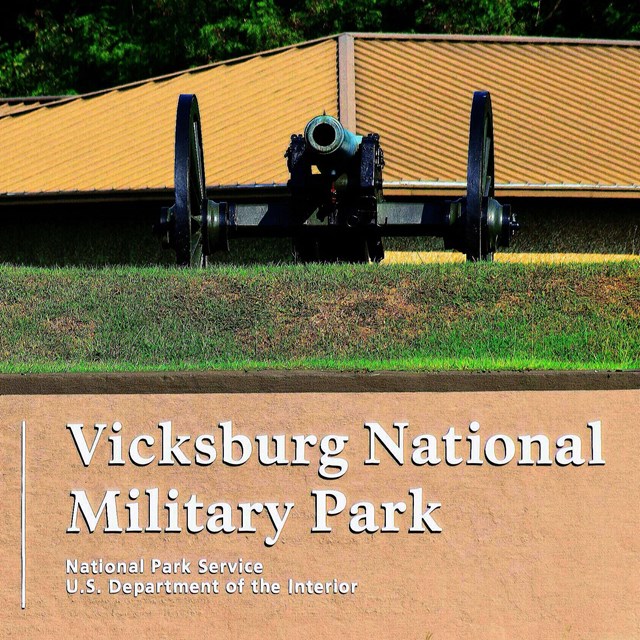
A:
[0, 261, 637, 372]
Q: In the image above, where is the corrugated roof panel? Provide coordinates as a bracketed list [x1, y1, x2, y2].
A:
[2, 35, 640, 199]
[0, 40, 337, 195]
[354, 39, 640, 192]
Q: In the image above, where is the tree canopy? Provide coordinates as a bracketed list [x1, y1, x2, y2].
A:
[1, 0, 639, 96]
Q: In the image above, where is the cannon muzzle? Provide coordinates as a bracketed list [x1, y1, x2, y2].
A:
[304, 115, 361, 161]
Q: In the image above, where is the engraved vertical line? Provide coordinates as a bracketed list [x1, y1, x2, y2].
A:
[21, 420, 26, 610]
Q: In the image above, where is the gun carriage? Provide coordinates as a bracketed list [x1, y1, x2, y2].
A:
[155, 91, 519, 266]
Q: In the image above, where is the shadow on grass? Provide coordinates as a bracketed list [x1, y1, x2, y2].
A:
[0, 198, 637, 267]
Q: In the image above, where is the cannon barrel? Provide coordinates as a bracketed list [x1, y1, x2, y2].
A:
[304, 115, 362, 161]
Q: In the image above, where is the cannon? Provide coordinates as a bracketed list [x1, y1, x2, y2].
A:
[286, 114, 385, 262]
[155, 92, 518, 266]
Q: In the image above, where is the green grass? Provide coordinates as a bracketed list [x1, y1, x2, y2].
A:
[0, 262, 638, 372]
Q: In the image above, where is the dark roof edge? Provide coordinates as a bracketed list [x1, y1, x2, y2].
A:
[3, 184, 640, 206]
[0, 188, 173, 206]
[0, 95, 75, 104]
[348, 32, 640, 46]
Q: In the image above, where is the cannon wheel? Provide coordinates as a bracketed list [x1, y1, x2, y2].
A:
[465, 91, 495, 262]
[173, 94, 207, 267]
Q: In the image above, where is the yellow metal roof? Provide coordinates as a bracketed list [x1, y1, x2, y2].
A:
[0, 39, 337, 197]
[1, 34, 640, 200]
[354, 36, 640, 197]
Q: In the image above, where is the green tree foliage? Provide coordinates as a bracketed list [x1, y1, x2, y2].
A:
[0, 8, 145, 95]
[1, 0, 639, 96]
[418, 0, 534, 35]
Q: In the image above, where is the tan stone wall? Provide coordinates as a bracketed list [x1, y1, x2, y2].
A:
[1, 389, 638, 638]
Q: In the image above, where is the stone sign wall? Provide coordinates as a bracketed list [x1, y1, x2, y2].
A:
[1, 372, 638, 638]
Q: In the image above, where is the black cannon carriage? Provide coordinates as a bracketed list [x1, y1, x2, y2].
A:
[155, 91, 519, 266]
